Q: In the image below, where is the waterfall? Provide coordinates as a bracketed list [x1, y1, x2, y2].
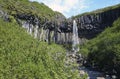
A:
[29, 24, 33, 35]
[34, 25, 38, 38]
[72, 20, 79, 53]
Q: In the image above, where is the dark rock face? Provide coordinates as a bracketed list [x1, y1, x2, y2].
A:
[75, 8, 120, 39]
[13, 12, 72, 44]
[13, 6, 120, 43]
[1, 5, 120, 44]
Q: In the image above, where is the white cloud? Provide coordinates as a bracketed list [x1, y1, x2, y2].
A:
[30, 0, 89, 18]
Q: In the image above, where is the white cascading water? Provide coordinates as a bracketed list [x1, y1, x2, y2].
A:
[72, 20, 79, 53]
[34, 25, 38, 38]
[29, 24, 33, 35]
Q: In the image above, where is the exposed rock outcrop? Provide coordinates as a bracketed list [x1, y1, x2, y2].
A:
[1, 3, 120, 44]
[14, 13, 72, 44]
[74, 5, 120, 39]
[11, 5, 120, 43]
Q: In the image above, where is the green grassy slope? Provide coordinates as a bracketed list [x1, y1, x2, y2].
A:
[80, 18, 120, 77]
[0, 19, 80, 79]
[0, 0, 65, 20]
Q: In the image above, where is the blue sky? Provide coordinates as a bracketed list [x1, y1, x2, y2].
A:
[30, 0, 120, 18]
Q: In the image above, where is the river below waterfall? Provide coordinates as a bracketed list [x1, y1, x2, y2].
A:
[79, 66, 107, 79]
[79, 66, 117, 79]
[66, 51, 114, 79]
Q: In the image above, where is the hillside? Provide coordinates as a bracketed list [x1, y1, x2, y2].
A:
[0, 1, 82, 78]
[0, 19, 81, 79]
[0, 0, 65, 20]
[80, 18, 120, 77]
[0, 0, 67, 44]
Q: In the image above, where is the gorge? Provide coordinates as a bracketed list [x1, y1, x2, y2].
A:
[0, 0, 120, 79]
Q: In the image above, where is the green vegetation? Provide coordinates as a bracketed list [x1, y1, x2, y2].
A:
[0, 1, 80, 78]
[0, 0, 65, 21]
[0, 19, 80, 79]
[73, 3, 120, 18]
[80, 18, 120, 77]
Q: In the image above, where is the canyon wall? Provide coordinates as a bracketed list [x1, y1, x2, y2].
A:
[0, 4, 120, 44]
[74, 6, 120, 39]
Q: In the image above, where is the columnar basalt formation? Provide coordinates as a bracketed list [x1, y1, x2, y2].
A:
[15, 13, 73, 44]
[74, 5, 120, 39]
[0, 4, 120, 44]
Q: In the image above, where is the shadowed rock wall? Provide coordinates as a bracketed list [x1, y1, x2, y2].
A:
[0, 4, 120, 44]
[74, 7, 120, 39]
